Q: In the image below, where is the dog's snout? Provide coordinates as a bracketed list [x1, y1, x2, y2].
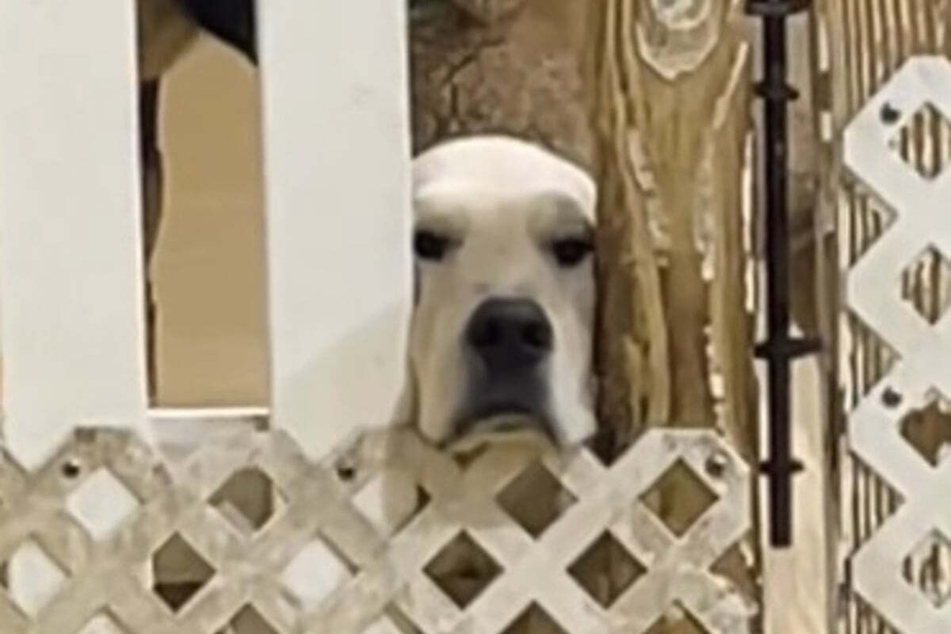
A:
[466, 298, 553, 367]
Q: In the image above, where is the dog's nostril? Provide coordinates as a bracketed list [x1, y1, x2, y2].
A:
[522, 321, 552, 349]
[466, 298, 553, 366]
[470, 318, 502, 348]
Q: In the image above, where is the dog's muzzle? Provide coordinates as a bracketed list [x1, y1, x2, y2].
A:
[452, 297, 554, 445]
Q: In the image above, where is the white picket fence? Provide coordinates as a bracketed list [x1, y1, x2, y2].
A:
[0, 2, 754, 633]
[0, 0, 413, 468]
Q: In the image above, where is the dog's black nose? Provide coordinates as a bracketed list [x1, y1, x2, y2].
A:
[466, 298, 553, 368]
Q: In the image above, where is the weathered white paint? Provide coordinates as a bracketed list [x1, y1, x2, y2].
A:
[0, 422, 753, 632]
[0, 1, 149, 610]
[844, 56, 951, 634]
[256, 0, 414, 455]
[0, 0, 148, 468]
[149, 406, 269, 462]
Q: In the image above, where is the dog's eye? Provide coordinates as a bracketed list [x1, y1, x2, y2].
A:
[551, 237, 593, 267]
[414, 229, 452, 261]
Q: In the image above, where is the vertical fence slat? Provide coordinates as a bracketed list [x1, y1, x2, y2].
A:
[0, 0, 149, 469]
[257, 2, 413, 455]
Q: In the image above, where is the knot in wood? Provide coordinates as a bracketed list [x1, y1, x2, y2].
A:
[637, 0, 724, 79]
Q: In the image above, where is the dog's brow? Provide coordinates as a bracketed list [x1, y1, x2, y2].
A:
[553, 212, 593, 234]
[413, 205, 468, 238]
[544, 188, 592, 216]
[530, 191, 594, 239]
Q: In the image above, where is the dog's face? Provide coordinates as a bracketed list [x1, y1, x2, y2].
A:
[407, 136, 597, 452]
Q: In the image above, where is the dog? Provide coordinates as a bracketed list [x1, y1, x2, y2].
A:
[406, 135, 598, 453]
[378, 137, 599, 600]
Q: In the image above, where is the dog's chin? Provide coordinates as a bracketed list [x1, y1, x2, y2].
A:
[445, 395, 558, 458]
[447, 412, 554, 455]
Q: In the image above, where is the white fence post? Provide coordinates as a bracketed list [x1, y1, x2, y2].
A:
[0, 0, 149, 619]
[0, 0, 149, 469]
[257, 0, 413, 455]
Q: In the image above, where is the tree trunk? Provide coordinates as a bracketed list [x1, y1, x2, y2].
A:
[584, 0, 761, 629]
[409, 0, 595, 168]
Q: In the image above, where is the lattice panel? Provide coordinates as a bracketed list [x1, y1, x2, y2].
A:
[844, 56, 951, 634]
[0, 426, 752, 633]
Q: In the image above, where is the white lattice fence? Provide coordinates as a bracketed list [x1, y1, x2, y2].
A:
[0, 426, 753, 634]
[843, 56, 951, 633]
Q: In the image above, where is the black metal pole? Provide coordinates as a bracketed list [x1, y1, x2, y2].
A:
[747, 0, 819, 547]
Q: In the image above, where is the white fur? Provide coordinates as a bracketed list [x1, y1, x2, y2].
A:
[404, 135, 598, 451]
[413, 135, 597, 222]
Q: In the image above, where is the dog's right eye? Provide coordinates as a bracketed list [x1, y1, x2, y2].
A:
[551, 236, 593, 267]
[413, 229, 451, 261]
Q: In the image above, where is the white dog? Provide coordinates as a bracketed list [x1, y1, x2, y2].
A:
[405, 135, 598, 453]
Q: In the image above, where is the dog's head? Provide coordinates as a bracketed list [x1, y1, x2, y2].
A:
[406, 135, 597, 453]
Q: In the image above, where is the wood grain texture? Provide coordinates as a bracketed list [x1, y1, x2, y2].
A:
[583, 0, 760, 631]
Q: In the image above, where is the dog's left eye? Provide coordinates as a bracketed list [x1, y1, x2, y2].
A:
[414, 229, 452, 261]
[551, 237, 593, 267]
